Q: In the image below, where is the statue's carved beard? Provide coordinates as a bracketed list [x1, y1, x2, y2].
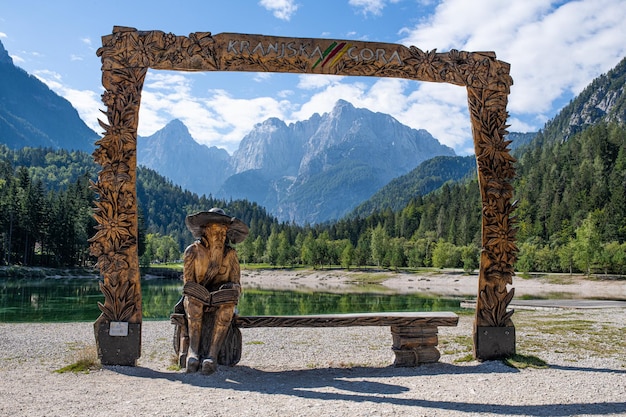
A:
[205, 242, 224, 281]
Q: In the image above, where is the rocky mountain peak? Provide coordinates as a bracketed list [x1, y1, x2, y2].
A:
[137, 119, 231, 195]
[0, 40, 13, 65]
[329, 99, 356, 115]
[157, 119, 197, 145]
[258, 117, 286, 129]
[537, 55, 626, 145]
[223, 99, 454, 223]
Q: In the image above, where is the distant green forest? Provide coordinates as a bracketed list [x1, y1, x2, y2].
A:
[0, 145, 280, 267]
[1, 122, 625, 275]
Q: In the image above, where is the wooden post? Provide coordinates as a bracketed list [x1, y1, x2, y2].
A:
[391, 325, 440, 366]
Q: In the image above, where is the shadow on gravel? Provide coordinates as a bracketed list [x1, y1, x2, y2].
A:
[107, 360, 520, 382]
[108, 362, 626, 415]
[548, 364, 626, 374]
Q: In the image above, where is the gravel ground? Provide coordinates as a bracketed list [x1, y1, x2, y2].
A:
[2, 271, 626, 416]
[1, 306, 625, 417]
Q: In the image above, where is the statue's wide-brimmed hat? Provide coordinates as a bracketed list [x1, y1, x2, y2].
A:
[185, 208, 249, 243]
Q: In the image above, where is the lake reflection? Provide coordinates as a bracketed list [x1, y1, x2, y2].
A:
[0, 278, 463, 323]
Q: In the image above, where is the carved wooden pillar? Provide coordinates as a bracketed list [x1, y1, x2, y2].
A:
[467, 86, 518, 360]
[91, 28, 148, 365]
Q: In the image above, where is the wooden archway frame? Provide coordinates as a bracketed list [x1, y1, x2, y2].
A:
[92, 26, 517, 365]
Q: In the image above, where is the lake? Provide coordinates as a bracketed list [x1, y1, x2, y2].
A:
[0, 277, 465, 323]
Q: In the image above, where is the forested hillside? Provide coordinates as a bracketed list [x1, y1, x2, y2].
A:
[312, 122, 626, 274]
[349, 155, 476, 218]
[340, 122, 625, 274]
[0, 147, 95, 266]
[2, 118, 625, 275]
[513, 122, 626, 274]
[136, 166, 280, 255]
[0, 145, 280, 267]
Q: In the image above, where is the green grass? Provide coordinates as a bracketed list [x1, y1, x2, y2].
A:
[454, 353, 475, 363]
[502, 354, 548, 369]
[512, 310, 626, 362]
[148, 263, 183, 270]
[348, 273, 391, 284]
[54, 345, 100, 374]
[55, 359, 98, 374]
[440, 334, 473, 359]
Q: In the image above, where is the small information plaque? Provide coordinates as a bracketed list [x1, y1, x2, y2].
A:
[109, 321, 129, 337]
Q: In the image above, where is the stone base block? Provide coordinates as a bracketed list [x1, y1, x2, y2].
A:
[474, 326, 515, 361]
[95, 321, 141, 366]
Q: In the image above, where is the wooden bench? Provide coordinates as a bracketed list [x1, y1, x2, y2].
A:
[233, 312, 459, 367]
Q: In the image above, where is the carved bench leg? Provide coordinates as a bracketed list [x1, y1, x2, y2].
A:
[170, 313, 189, 368]
[391, 325, 440, 366]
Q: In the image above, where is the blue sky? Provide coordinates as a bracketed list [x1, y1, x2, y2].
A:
[1, 0, 625, 155]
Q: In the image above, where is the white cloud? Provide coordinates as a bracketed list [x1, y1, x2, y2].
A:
[0, 32, 7, 38]
[400, 83, 473, 153]
[258, 0, 299, 21]
[253, 72, 272, 82]
[277, 89, 294, 98]
[137, 72, 293, 152]
[138, 72, 212, 139]
[62, 88, 103, 132]
[349, 0, 400, 16]
[297, 74, 343, 90]
[290, 81, 367, 121]
[399, 0, 626, 132]
[506, 117, 537, 134]
[203, 91, 292, 148]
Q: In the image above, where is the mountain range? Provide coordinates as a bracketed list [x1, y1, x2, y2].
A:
[0, 40, 97, 152]
[138, 99, 455, 224]
[2, 37, 459, 225]
[3, 34, 626, 230]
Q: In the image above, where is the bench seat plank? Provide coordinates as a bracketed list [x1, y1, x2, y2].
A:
[234, 312, 459, 328]
[174, 311, 460, 368]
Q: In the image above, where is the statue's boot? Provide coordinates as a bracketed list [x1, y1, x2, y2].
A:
[184, 295, 204, 373]
[201, 303, 235, 375]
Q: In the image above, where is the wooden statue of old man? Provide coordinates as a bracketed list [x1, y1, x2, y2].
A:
[171, 208, 249, 375]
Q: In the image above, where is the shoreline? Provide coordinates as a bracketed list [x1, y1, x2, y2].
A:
[241, 268, 626, 301]
[3, 264, 626, 303]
